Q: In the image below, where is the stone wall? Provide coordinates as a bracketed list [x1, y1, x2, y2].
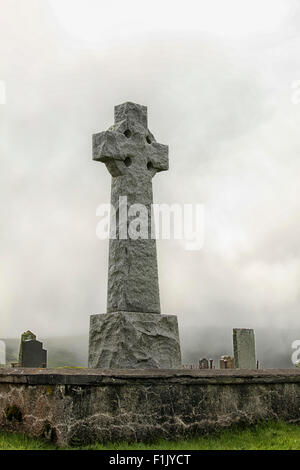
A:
[0, 368, 300, 446]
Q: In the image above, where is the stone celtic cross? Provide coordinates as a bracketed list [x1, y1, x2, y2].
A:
[89, 102, 181, 369]
[93, 102, 168, 314]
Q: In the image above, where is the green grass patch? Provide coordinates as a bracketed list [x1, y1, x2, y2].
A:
[1, 421, 300, 450]
[0, 432, 56, 450]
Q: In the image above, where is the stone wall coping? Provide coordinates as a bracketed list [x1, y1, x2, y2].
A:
[0, 368, 300, 385]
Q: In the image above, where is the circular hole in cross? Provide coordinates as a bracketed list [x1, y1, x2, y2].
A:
[124, 157, 132, 167]
[124, 129, 132, 138]
[147, 161, 153, 171]
[146, 135, 152, 144]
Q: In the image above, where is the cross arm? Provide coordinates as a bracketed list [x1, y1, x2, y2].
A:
[149, 143, 169, 172]
[93, 131, 125, 162]
[93, 131, 128, 177]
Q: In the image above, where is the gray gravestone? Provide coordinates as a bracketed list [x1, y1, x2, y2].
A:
[21, 340, 47, 368]
[89, 102, 181, 369]
[199, 358, 209, 369]
[18, 330, 36, 363]
[233, 328, 256, 369]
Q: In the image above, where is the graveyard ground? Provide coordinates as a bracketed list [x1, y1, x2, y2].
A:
[1, 421, 300, 450]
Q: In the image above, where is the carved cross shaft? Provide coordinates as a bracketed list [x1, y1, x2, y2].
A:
[93, 102, 169, 314]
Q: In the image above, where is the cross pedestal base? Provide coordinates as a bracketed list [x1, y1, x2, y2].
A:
[88, 312, 181, 369]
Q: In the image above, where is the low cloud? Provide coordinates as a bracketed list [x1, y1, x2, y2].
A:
[1, 0, 300, 368]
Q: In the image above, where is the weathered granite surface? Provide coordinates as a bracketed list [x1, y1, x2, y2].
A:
[1, 368, 300, 446]
[233, 328, 256, 369]
[88, 312, 181, 369]
[93, 102, 168, 314]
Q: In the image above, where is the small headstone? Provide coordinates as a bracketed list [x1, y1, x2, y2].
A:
[0, 340, 6, 366]
[219, 355, 235, 369]
[199, 358, 209, 369]
[233, 328, 256, 369]
[18, 330, 36, 363]
[21, 340, 47, 368]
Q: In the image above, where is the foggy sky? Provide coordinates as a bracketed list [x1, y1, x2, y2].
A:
[1, 0, 300, 349]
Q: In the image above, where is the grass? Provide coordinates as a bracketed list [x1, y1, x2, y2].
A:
[0, 432, 56, 450]
[1, 421, 300, 450]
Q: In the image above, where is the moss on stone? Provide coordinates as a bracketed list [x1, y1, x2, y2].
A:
[18, 330, 36, 363]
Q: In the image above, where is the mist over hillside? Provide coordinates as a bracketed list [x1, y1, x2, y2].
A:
[3, 336, 88, 368]
[2, 326, 298, 369]
[180, 326, 299, 369]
